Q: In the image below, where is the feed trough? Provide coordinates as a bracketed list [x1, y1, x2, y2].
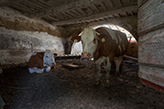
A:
[62, 63, 85, 70]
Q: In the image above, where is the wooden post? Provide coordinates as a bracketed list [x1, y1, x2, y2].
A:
[138, 0, 164, 93]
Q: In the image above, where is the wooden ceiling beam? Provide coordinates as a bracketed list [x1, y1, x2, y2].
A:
[106, 0, 114, 8]
[29, 0, 104, 18]
[11, 4, 33, 13]
[117, 0, 123, 5]
[76, 8, 86, 15]
[99, 1, 107, 10]
[32, 0, 48, 8]
[47, 15, 59, 21]
[11, 2, 35, 13]
[91, 4, 100, 12]
[71, 9, 81, 17]
[0, 0, 24, 6]
[84, 7, 93, 15]
[66, 11, 77, 18]
[61, 12, 73, 19]
[37, 0, 53, 6]
[51, 13, 66, 19]
[52, 5, 137, 25]
[24, 0, 43, 9]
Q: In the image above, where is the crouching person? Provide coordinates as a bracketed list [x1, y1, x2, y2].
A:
[28, 50, 57, 73]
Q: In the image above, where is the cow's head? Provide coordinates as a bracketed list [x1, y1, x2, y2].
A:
[43, 50, 57, 67]
[71, 27, 100, 59]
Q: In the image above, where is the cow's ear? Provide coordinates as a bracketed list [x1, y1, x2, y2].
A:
[54, 53, 58, 57]
[71, 36, 81, 42]
[38, 54, 43, 58]
[71, 36, 75, 42]
[75, 36, 81, 42]
[71, 36, 80, 42]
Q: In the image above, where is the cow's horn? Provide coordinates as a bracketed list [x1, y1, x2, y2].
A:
[96, 32, 100, 35]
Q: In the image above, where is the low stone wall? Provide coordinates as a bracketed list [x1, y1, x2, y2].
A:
[0, 27, 64, 68]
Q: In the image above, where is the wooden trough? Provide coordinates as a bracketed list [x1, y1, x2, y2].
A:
[62, 63, 85, 70]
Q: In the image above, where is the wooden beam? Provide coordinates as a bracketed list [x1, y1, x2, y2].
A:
[0, 0, 11, 6]
[29, 0, 104, 18]
[76, 8, 86, 15]
[47, 15, 59, 21]
[61, 12, 73, 19]
[38, 0, 53, 6]
[138, 0, 148, 8]
[91, 4, 100, 12]
[66, 11, 77, 18]
[106, 0, 114, 8]
[84, 7, 93, 15]
[99, 1, 107, 10]
[0, 0, 23, 6]
[52, 5, 137, 25]
[70, 9, 81, 17]
[24, 0, 43, 9]
[11, 2, 35, 13]
[117, 0, 123, 5]
[124, 55, 138, 62]
[32, 0, 48, 8]
[10, 5, 28, 13]
[51, 13, 66, 20]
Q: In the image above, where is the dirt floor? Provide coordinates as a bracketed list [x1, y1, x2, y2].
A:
[0, 59, 164, 109]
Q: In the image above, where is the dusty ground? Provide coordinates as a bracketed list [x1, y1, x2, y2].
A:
[0, 59, 164, 109]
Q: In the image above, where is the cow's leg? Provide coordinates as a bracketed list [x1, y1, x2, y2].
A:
[28, 68, 36, 73]
[95, 57, 106, 85]
[114, 56, 122, 75]
[95, 64, 101, 85]
[36, 68, 44, 73]
[105, 57, 111, 87]
[45, 67, 51, 72]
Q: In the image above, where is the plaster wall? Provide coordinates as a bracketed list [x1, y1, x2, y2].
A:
[0, 27, 64, 67]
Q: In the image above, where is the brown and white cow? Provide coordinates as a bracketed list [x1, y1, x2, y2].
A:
[28, 50, 57, 73]
[71, 27, 129, 86]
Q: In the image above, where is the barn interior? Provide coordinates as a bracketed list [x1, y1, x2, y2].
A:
[0, 0, 164, 108]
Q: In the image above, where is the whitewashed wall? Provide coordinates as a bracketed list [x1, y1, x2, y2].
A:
[0, 27, 64, 67]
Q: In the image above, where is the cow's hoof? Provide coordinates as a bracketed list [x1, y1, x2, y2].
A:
[115, 71, 119, 76]
[105, 83, 110, 87]
[95, 81, 100, 85]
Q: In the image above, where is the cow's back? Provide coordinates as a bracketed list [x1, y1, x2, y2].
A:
[94, 27, 128, 61]
[28, 52, 45, 69]
[113, 30, 129, 56]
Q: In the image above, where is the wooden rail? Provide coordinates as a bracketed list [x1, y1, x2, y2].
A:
[56, 55, 138, 62]
[123, 55, 138, 62]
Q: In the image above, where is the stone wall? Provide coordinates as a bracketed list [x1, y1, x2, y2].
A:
[0, 7, 66, 68]
[0, 27, 64, 67]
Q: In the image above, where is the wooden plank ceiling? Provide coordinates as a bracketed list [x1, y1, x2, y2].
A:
[1, 0, 138, 26]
